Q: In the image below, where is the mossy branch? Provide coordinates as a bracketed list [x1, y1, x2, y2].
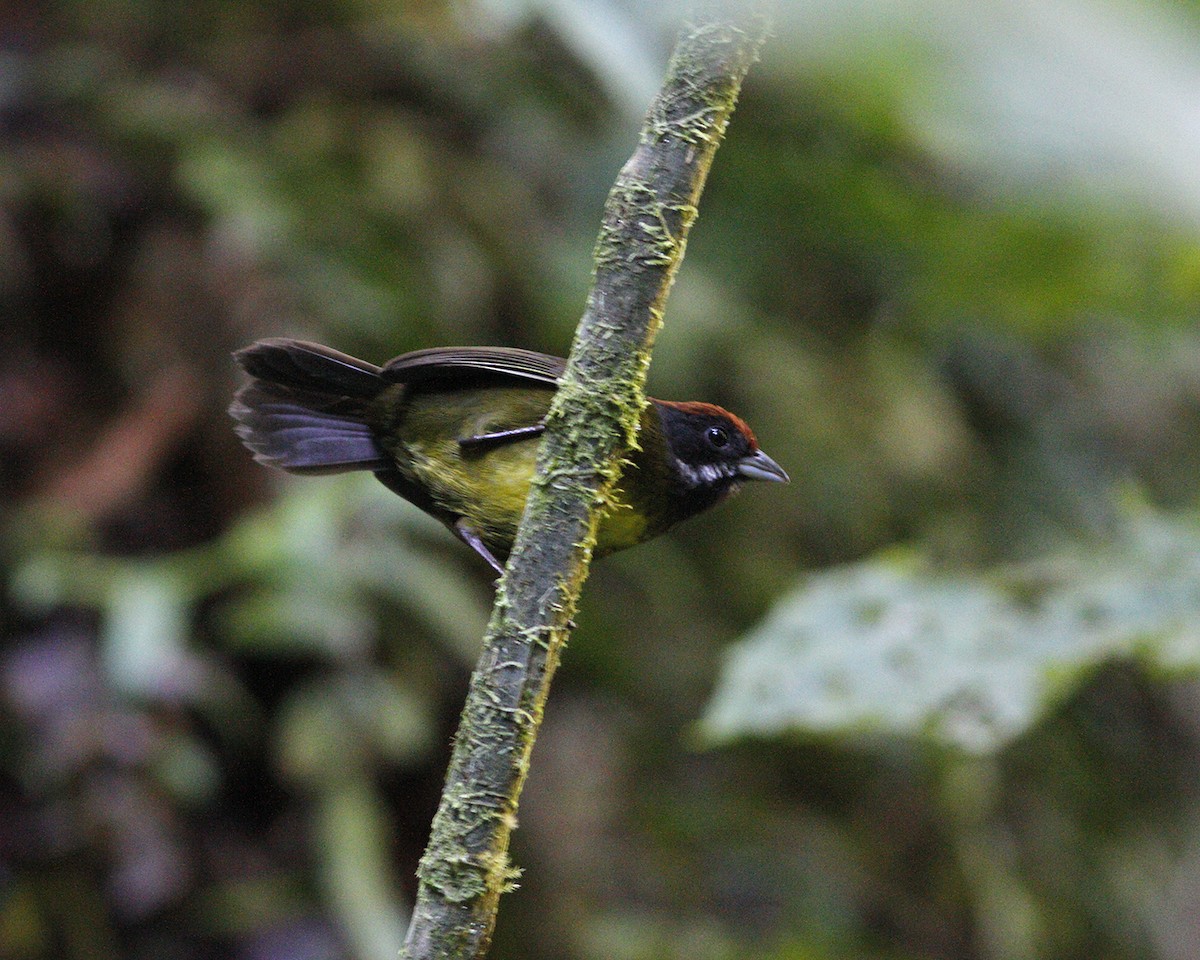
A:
[400, 5, 772, 958]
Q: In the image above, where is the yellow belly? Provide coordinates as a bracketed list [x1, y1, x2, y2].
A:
[407, 438, 650, 554]
[381, 384, 651, 555]
[384, 384, 652, 554]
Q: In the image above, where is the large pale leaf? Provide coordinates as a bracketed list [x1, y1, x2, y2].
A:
[701, 510, 1200, 753]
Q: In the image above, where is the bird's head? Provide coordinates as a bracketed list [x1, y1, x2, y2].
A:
[654, 400, 789, 493]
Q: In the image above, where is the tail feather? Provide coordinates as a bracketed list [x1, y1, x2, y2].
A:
[233, 338, 384, 399]
[230, 339, 389, 474]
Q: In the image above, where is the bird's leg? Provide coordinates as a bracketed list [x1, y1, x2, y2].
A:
[453, 519, 505, 575]
[454, 520, 578, 627]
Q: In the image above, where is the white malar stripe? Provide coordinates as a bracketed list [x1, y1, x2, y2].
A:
[675, 458, 736, 488]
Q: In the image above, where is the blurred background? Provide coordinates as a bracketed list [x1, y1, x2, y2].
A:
[5, 1, 1200, 958]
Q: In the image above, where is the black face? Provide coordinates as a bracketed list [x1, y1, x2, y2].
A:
[657, 403, 754, 490]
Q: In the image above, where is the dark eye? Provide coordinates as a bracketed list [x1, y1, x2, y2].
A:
[706, 425, 730, 448]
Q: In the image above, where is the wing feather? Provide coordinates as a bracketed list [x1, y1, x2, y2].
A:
[381, 347, 566, 387]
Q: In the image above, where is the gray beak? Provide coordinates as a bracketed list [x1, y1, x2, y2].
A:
[737, 449, 789, 483]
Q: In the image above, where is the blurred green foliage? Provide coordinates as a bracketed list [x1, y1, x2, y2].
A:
[703, 503, 1200, 754]
[3, 2, 1200, 959]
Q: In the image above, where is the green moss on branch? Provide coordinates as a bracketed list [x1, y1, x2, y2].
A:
[401, 5, 772, 958]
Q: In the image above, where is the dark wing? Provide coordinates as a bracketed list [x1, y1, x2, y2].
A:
[381, 346, 566, 387]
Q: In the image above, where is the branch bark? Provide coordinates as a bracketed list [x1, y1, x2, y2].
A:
[401, 5, 773, 957]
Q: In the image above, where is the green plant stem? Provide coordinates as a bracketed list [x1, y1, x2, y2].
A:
[400, 5, 773, 958]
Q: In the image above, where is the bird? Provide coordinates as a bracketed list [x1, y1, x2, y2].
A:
[230, 338, 788, 573]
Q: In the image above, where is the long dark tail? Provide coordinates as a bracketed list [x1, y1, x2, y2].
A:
[230, 339, 390, 473]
